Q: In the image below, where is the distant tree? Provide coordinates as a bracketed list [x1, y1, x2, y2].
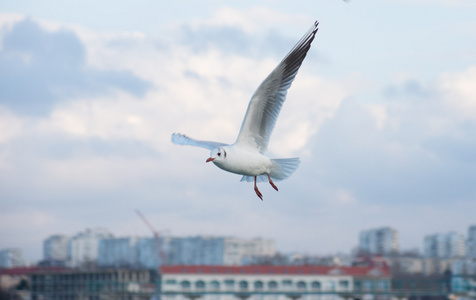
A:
[16, 278, 29, 290]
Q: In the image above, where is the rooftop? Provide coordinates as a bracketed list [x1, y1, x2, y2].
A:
[160, 265, 390, 277]
[0, 266, 67, 275]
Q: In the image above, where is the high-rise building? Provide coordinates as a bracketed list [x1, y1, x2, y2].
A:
[467, 225, 476, 259]
[137, 237, 164, 269]
[423, 232, 465, 258]
[0, 248, 24, 268]
[447, 232, 466, 258]
[68, 228, 113, 267]
[98, 236, 141, 268]
[96, 235, 275, 268]
[359, 227, 399, 255]
[61, 228, 276, 268]
[223, 237, 276, 265]
[43, 235, 70, 262]
[169, 236, 225, 265]
[97, 236, 164, 269]
[167, 236, 276, 265]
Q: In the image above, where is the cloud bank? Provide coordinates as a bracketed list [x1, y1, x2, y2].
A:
[0, 7, 475, 262]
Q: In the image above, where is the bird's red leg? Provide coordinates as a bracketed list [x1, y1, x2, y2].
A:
[267, 173, 278, 191]
[254, 176, 263, 200]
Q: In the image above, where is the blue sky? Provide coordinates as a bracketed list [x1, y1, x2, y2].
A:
[1, 0, 475, 263]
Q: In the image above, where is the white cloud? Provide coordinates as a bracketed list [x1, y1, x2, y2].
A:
[0, 10, 342, 194]
[334, 189, 358, 205]
[181, 6, 313, 35]
[0, 108, 23, 143]
[438, 66, 476, 120]
[389, 0, 476, 7]
[365, 104, 387, 130]
[272, 75, 349, 157]
[1, 5, 476, 262]
[25, 13, 346, 159]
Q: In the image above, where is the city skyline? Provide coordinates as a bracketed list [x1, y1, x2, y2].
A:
[2, 223, 475, 267]
[1, 1, 475, 263]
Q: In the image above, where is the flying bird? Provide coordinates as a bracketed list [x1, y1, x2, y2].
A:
[172, 21, 319, 200]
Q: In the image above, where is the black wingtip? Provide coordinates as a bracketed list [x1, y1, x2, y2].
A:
[314, 20, 319, 33]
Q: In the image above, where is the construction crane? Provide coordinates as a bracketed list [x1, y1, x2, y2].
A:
[135, 210, 166, 266]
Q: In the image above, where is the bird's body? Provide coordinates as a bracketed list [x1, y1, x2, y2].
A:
[211, 146, 272, 177]
[172, 21, 319, 200]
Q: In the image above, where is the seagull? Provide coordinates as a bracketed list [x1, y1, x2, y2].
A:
[172, 21, 319, 200]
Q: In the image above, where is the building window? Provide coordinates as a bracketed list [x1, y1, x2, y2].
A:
[268, 281, 278, 291]
[239, 281, 249, 291]
[338, 280, 349, 290]
[181, 280, 191, 291]
[196, 280, 205, 291]
[377, 280, 389, 291]
[166, 279, 177, 285]
[254, 281, 264, 291]
[225, 280, 235, 290]
[297, 281, 307, 291]
[363, 280, 374, 291]
[311, 281, 321, 291]
[354, 281, 361, 291]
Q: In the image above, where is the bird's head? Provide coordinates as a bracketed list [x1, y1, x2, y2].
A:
[206, 147, 227, 164]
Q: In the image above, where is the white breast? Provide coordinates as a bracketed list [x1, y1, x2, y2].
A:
[213, 146, 272, 176]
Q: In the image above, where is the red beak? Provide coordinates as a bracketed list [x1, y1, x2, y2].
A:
[206, 157, 215, 163]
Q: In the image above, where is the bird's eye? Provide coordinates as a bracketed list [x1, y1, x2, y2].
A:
[217, 152, 221, 157]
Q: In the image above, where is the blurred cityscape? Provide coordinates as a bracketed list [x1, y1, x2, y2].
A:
[1, 222, 475, 299]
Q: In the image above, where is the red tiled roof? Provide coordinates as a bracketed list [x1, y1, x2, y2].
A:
[0, 266, 67, 275]
[160, 265, 390, 277]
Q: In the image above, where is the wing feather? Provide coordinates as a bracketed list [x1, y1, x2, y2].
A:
[171, 133, 228, 151]
[235, 21, 319, 153]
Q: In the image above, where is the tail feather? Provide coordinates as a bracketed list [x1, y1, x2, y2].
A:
[240, 157, 300, 183]
[270, 157, 301, 181]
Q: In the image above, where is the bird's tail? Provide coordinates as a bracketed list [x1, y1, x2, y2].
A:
[270, 157, 301, 181]
[240, 157, 300, 183]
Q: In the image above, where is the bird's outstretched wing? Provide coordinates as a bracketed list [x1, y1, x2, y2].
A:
[235, 21, 319, 153]
[171, 133, 228, 151]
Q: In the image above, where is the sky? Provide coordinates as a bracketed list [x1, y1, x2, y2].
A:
[1, 0, 475, 264]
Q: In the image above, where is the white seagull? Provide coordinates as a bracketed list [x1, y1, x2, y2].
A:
[172, 21, 319, 200]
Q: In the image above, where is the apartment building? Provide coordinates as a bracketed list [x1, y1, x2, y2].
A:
[467, 225, 476, 259]
[43, 234, 70, 263]
[0, 248, 24, 268]
[168, 236, 275, 266]
[424, 232, 465, 258]
[68, 228, 114, 267]
[359, 227, 399, 255]
[98, 236, 163, 269]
